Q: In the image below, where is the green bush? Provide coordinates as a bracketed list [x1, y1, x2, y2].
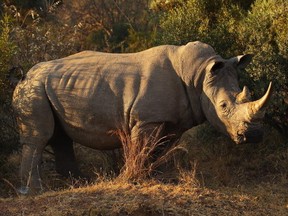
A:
[158, 0, 247, 57]
[125, 27, 157, 53]
[0, 14, 19, 169]
[158, 0, 288, 135]
[0, 14, 17, 91]
[237, 0, 288, 133]
[158, 0, 210, 45]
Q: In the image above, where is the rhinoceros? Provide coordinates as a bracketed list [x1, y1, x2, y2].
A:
[12, 41, 272, 194]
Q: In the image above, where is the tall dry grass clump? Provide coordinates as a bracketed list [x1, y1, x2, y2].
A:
[178, 162, 201, 188]
[113, 125, 187, 182]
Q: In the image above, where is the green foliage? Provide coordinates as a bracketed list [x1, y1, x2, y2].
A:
[158, 0, 288, 134]
[159, 0, 210, 45]
[149, 0, 184, 11]
[57, 0, 157, 53]
[13, 22, 81, 69]
[158, 0, 245, 57]
[238, 0, 288, 133]
[125, 27, 157, 53]
[0, 14, 17, 90]
[0, 14, 19, 170]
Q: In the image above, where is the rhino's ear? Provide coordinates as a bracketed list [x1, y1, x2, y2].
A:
[208, 61, 225, 75]
[231, 54, 254, 69]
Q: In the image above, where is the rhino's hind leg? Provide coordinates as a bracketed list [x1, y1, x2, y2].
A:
[49, 125, 82, 178]
[13, 80, 55, 194]
[19, 140, 47, 195]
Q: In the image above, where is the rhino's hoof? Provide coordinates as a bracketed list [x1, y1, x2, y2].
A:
[18, 186, 43, 196]
[18, 186, 29, 195]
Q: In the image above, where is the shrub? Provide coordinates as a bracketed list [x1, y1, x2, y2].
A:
[51, 0, 157, 53]
[158, 0, 288, 135]
[12, 23, 81, 69]
[0, 14, 19, 171]
[0, 14, 17, 92]
[125, 27, 157, 52]
[157, 0, 246, 57]
[237, 0, 288, 133]
[158, 0, 210, 45]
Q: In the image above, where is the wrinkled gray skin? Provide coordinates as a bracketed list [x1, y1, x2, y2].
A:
[13, 41, 272, 194]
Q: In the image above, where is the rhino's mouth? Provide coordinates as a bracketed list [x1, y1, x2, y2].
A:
[234, 128, 264, 144]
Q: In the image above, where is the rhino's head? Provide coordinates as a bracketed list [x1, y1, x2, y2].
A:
[201, 54, 272, 144]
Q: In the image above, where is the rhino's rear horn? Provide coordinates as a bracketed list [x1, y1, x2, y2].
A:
[249, 82, 273, 119]
[237, 86, 251, 103]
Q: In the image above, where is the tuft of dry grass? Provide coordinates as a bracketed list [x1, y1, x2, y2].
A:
[178, 162, 201, 188]
[113, 126, 187, 182]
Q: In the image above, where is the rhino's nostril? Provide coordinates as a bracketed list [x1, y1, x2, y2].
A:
[237, 132, 246, 143]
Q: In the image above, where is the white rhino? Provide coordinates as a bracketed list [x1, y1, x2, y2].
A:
[12, 41, 272, 194]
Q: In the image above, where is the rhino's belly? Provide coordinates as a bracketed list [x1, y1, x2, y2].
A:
[48, 88, 127, 149]
[60, 120, 122, 150]
[53, 101, 124, 150]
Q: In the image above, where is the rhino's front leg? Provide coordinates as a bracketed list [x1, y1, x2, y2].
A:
[19, 141, 46, 195]
[130, 122, 188, 179]
[130, 122, 171, 165]
[130, 122, 165, 144]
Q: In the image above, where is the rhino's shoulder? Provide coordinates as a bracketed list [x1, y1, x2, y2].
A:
[181, 41, 215, 55]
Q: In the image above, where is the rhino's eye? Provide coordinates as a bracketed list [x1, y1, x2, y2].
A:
[219, 101, 229, 114]
[220, 101, 227, 109]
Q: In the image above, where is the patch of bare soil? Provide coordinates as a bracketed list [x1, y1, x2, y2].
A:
[1, 181, 287, 216]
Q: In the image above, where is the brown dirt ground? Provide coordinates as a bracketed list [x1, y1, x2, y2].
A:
[1, 180, 287, 216]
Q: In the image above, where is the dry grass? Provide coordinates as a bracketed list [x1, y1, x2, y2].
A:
[177, 123, 288, 187]
[178, 162, 201, 188]
[1, 179, 287, 216]
[113, 126, 186, 182]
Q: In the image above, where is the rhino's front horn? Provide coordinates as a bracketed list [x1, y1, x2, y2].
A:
[249, 82, 273, 119]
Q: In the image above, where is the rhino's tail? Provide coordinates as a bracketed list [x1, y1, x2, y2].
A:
[7, 65, 26, 87]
